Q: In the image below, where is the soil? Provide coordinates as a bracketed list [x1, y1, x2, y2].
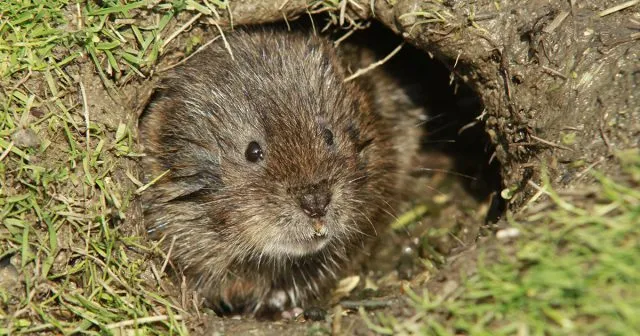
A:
[4, 0, 636, 334]
[138, 1, 637, 332]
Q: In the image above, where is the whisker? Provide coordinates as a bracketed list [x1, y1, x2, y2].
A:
[422, 139, 456, 144]
[348, 175, 367, 184]
[346, 204, 378, 237]
[381, 199, 401, 220]
[425, 120, 459, 136]
[412, 167, 477, 181]
[415, 112, 447, 127]
[418, 183, 448, 197]
[342, 216, 375, 239]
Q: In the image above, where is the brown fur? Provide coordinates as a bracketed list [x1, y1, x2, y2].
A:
[139, 28, 404, 316]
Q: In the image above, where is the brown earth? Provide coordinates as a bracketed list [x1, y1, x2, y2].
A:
[4, 0, 636, 334]
[153, 1, 638, 334]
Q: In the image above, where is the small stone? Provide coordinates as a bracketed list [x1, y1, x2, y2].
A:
[0, 258, 20, 291]
[30, 108, 45, 118]
[303, 307, 327, 321]
[11, 128, 40, 148]
[496, 227, 520, 239]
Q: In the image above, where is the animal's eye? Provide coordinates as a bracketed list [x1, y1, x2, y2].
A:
[322, 129, 334, 146]
[245, 141, 264, 162]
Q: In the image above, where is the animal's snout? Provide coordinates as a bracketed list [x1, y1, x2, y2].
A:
[296, 180, 332, 218]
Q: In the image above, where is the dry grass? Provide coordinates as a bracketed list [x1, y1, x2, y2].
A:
[364, 150, 640, 335]
[2, 1, 638, 335]
[0, 0, 230, 334]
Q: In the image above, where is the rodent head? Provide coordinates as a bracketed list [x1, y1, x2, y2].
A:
[140, 29, 395, 267]
[215, 110, 364, 257]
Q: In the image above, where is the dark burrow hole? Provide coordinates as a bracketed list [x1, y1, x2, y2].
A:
[298, 19, 504, 300]
[345, 22, 503, 200]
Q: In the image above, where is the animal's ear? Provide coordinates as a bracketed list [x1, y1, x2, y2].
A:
[131, 77, 162, 121]
[137, 80, 180, 155]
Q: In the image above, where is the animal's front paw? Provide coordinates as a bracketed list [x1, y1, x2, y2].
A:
[253, 289, 293, 319]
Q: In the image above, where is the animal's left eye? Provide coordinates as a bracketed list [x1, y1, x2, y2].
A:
[322, 129, 334, 146]
[245, 141, 264, 163]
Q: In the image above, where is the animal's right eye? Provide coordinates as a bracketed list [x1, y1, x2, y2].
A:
[322, 128, 334, 146]
[245, 141, 264, 162]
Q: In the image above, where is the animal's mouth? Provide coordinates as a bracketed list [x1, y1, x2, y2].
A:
[269, 219, 332, 257]
[295, 219, 331, 255]
[274, 235, 330, 257]
[311, 219, 328, 238]
[260, 216, 336, 258]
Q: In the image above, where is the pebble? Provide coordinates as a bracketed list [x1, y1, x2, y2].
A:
[303, 307, 327, 321]
[11, 128, 40, 148]
[496, 227, 520, 239]
[0, 258, 20, 291]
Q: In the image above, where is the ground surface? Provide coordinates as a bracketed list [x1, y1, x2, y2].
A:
[1, 1, 639, 335]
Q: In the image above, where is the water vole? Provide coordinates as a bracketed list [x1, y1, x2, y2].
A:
[139, 28, 413, 316]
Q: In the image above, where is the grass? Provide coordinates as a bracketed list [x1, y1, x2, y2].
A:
[0, 0, 231, 334]
[364, 149, 640, 335]
[0, 0, 353, 333]
[2, 0, 639, 335]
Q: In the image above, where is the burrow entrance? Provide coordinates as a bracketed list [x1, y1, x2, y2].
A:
[323, 22, 504, 297]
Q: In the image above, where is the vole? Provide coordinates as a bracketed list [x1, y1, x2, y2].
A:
[139, 28, 422, 317]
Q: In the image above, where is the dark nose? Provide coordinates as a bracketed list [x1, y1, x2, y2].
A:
[297, 182, 332, 218]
